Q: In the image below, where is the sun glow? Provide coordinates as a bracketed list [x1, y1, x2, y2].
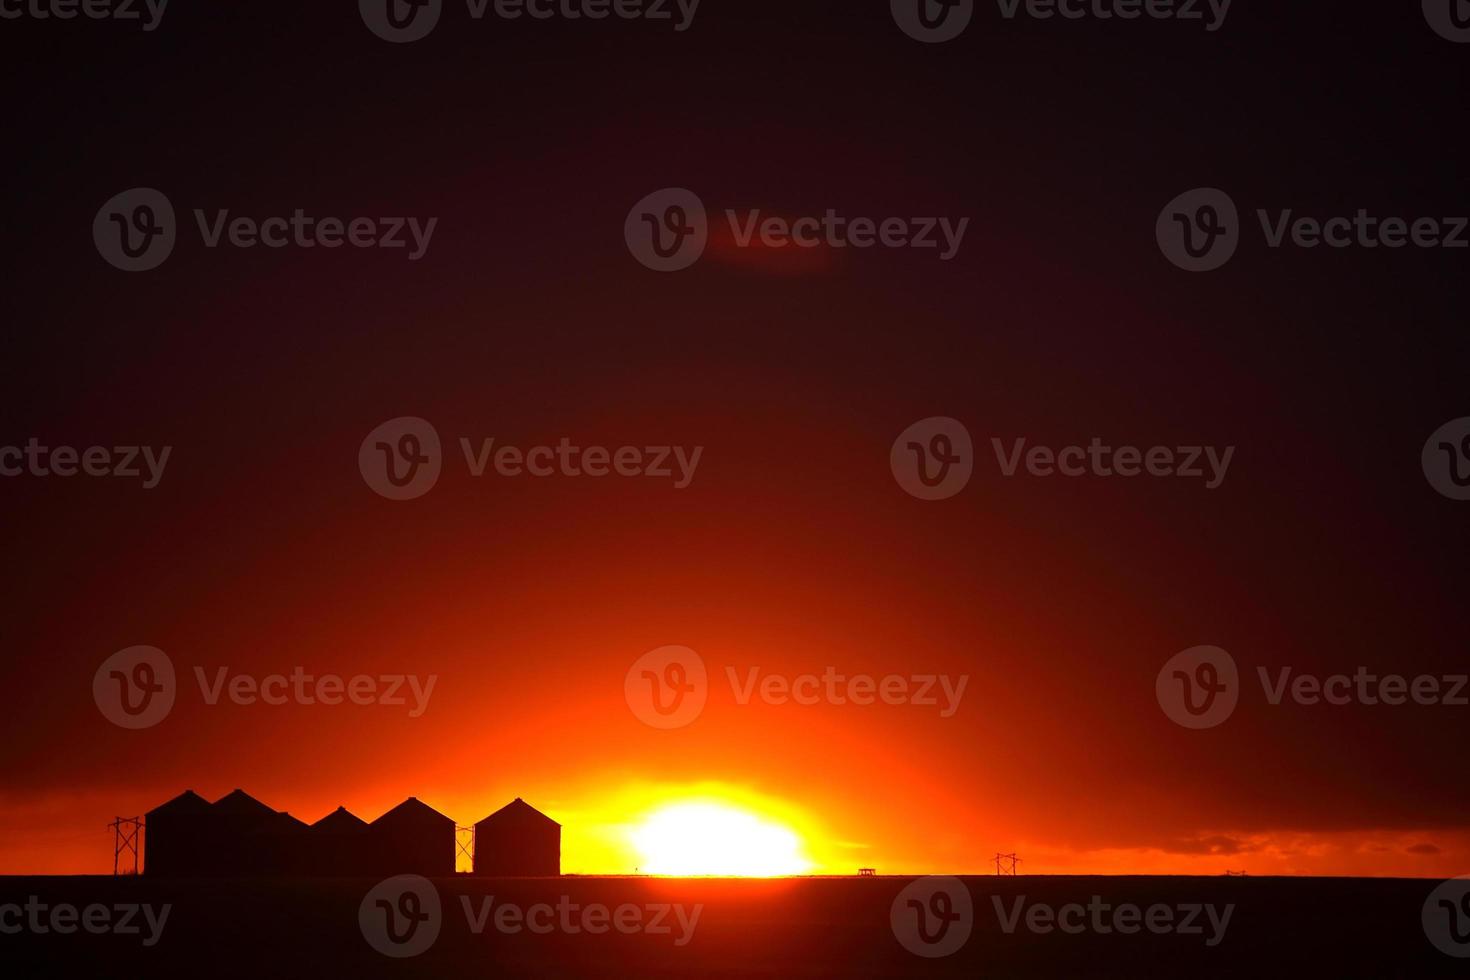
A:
[630, 801, 814, 876]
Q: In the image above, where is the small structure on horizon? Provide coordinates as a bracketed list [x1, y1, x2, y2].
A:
[857, 867, 876, 877]
[473, 798, 560, 876]
[994, 852, 1021, 876]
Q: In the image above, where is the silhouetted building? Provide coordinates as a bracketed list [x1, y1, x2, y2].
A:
[212, 789, 306, 876]
[143, 789, 496, 877]
[473, 798, 560, 876]
[367, 797, 455, 876]
[143, 789, 212, 876]
[144, 788, 306, 876]
[307, 806, 369, 876]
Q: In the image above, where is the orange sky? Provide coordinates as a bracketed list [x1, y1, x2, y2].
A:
[3, 397, 1467, 879]
[3, 110, 1467, 881]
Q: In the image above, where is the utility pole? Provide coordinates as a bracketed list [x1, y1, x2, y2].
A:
[110, 817, 142, 876]
[455, 825, 475, 874]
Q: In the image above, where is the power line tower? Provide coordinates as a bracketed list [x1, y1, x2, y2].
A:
[110, 817, 143, 876]
[455, 825, 475, 874]
[994, 852, 1020, 876]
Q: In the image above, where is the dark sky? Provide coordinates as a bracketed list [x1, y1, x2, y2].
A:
[1, 1, 1467, 875]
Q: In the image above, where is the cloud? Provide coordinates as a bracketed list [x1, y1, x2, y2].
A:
[1156, 835, 1249, 856]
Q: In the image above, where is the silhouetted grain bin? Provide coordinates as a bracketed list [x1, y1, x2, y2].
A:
[143, 789, 212, 876]
[208, 789, 307, 875]
[367, 797, 455, 876]
[307, 806, 369, 876]
[473, 798, 560, 876]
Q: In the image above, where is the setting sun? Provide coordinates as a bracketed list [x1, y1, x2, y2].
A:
[631, 801, 814, 876]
